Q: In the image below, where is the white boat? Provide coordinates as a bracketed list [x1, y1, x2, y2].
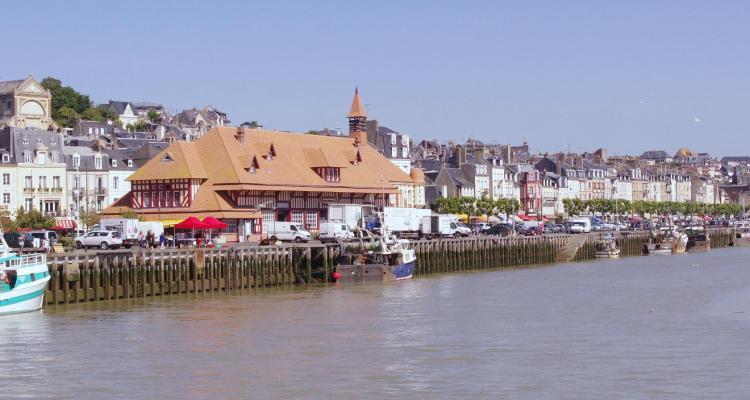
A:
[595, 234, 620, 258]
[0, 236, 50, 315]
[335, 233, 416, 283]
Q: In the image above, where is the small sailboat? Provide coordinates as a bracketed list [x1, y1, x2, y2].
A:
[0, 235, 50, 315]
[595, 234, 620, 258]
[335, 233, 416, 283]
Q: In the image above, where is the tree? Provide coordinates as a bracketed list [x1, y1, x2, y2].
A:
[120, 210, 143, 221]
[304, 130, 322, 135]
[241, 121, 262, 128]
[0, 208, 18, 232]
[41, 77, 92, 124]
[79, 208, 101, 229]
[14, 208, 54, 229]
[147, 110, 161, 124]
[127, 120, 148, 132]
[97, 105, 120, 124]
[81, 107, 104, 122]
[56, 106, 79, 128]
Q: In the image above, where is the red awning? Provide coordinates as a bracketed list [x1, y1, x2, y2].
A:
[51, 218, 78, 231]
[201, 217, 228, 229]
[175, 216, 209, 230]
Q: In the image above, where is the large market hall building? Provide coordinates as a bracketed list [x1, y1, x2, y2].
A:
[103, 90, 424, 242]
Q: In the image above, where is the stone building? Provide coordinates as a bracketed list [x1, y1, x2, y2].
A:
[0, 76, 53, 130]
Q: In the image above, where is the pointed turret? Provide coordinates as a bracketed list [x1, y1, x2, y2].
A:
[347, 87, 368, 144]
[347, 87, 367, 118]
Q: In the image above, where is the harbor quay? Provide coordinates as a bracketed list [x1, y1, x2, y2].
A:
[40, 228, 736, 307]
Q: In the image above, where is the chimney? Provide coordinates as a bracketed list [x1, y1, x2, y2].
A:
[235, 127, 245, 144]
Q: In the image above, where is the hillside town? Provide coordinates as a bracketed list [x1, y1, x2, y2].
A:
[1, 75, 748, 242]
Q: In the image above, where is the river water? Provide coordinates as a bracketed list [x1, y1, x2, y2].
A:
[2, 248, 750, 399]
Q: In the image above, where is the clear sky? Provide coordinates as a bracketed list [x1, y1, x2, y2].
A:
[4, 1, 748, 156]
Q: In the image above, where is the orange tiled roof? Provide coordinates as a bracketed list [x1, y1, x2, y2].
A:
[127, 141, 208, 181]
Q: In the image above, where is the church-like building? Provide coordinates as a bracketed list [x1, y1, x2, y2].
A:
[0, 75, 54, 130]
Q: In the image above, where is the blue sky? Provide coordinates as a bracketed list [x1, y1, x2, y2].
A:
[5, 1, 749, 155]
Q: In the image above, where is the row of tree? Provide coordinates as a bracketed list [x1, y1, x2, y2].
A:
[435, 197, 521, 217]
[562, 198, 743, 218]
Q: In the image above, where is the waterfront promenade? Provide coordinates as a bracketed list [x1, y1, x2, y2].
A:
[41, 229, 736, 307]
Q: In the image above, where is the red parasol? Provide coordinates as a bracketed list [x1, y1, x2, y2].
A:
[201, 217, 228, 229]
[175, 217, 209, 230]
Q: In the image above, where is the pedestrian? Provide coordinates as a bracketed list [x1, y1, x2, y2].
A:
[137, 231, 145, 248]
[159, 232, 166, 248]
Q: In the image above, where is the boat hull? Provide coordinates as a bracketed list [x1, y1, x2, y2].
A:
[0, 277, 49, 315]
[595, 250, 620, 258]
[336, 261, 414, 283]
[686, 240, 710, 252]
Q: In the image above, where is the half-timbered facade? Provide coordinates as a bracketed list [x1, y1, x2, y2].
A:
[103, 125, 419, 242]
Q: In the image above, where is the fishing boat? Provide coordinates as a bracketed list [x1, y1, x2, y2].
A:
[594, 234, 620, 258]
[643, 229, 675, 255]
[732, 224, 750, 246]
[0, 236, 50, 315]
[335, 234, 416, 283]
[672, 231, 689, 253]
[685, 226, 710, 252]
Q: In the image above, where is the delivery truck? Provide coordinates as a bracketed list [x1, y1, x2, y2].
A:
[420, 214, 459, 239]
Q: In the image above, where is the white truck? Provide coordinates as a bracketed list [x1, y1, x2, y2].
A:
[99, 218, 140, 247]
[318, 222, 354, 243]
[381, 207, 432, 238]
[327, 204, 366, 229]
[420, 214, 458, 239]
[568, 216, 592, 234]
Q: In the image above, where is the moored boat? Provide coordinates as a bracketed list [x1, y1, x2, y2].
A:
[732, 225, 750, 246]
[685, 226, 710, 252]
[0, 236, 50, 315]
[595, 234, 620, 258]
[335, 235, 415, 283]
[644, 229, 676, 255]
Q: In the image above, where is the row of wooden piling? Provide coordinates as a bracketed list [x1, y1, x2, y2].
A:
[42, 229, 738, 306]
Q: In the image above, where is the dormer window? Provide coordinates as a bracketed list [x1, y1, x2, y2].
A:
[127, 160, 133, 167]
[1, 154, 8, 163]
[112, 159, 118, 167]
[160, 153, 174, 162]
[22, 136, 28, 145]
[72, 154, 80, 168]
[94, 155, 102, 170]
[265, 151, 273, 161]
[23, 152, 31, 163]
[36, 138, 42, 145]
[315, 167, 341, 182]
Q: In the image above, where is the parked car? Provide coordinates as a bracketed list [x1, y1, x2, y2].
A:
[319, 222, 354, 243]
[524, 226, 544, 236]
[455, 222, 472, 237]
[3, 232, 31, 248]
[75, 230, 123, 250]
[485, 224, 513, 237]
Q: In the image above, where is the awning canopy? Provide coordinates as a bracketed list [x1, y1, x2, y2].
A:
[175, 217, 209, 230]
[201, 217, 228, 229]
[51, 218, 78, 231]
[160, 219, 184, 228]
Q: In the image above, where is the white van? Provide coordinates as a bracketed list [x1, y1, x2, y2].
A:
[319, 222, 354, 243]
[264, 222, 312, 243]
[568, 216, 592, 233]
